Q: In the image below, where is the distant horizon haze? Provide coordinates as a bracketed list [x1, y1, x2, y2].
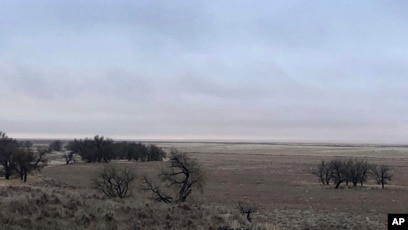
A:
[8, 132, 408, 145]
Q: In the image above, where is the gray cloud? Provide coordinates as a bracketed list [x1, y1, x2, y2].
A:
[1, 1, 408, 143]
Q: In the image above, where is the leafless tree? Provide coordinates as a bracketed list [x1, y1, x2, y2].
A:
[141, 176, 173, 203]
[329, 159, 348, 189]
[48, 140, 62, 152]
[13, 149, 31, 182]
[63, 151, 76, 164]
[33, 148, 48, 168]
[356, 159, 370, 187]
[93, 165, 135, 198]
[345, 158, 370, 187]
[161, 149, 205, 202]
[146, 144, 166, 161]
[0, 132, 19, 179]
[143, 149, 205, 203]
[311, 160, 332, 185]
[13, 147, 47, 182]
[370, 164, 392, 189]
[313, 158, 370, 188]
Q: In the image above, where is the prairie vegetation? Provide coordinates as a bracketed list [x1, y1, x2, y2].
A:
[1, 136, 408, 229]
[0, 185, 253, 230]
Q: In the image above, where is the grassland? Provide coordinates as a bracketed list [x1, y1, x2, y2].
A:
[1, 142, 408, 229]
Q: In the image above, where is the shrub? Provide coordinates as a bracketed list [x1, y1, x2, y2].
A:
[93, 166, 135, 198]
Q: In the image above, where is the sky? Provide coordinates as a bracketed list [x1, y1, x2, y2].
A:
[1, 1, 408, 143]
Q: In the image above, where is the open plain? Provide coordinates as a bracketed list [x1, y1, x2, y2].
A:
[2, 142, 408, 229]
[154, 142, 408, 229]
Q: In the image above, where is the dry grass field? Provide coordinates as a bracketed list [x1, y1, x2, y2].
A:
[1, 142, 408, 229]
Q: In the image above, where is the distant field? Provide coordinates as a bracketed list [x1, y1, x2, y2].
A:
[2, 142, 408, 229]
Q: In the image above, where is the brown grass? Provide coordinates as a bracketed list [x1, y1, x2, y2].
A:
[0, 183, 264, 229]
[3, 142, 408, 229]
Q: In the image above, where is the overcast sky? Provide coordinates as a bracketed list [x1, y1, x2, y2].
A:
[1, 1, 408, 143]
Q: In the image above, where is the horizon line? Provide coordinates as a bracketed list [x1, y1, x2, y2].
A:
[11, 135, 408, 147]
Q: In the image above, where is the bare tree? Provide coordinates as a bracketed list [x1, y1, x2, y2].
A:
[13, 149, 31, 182]
[311, 160, 331, 185]
[161, 149, 205, 202]
[67, 136, 114, 163]
[141, 176, 173, 203]
[330, 159, 348, 189]
[48, 140, 62, 152]
[356, 159, 370, 187]
[93, 165, 135, 198]
[143, 149, 205, 203]
[146, 144, 166, 161]
[14, 147, 47, 182]
[0, 132, 19, 179]
[63, 151, 76, 164]
[370, 164, 392, 189]
[65, 140, 82, 164]
[93, 135, 114, 163]
[345, 158, 369, 187]
[33, 148, 48, 168]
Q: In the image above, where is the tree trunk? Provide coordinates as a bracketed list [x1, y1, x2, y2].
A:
[24, 170, 27, 182]
[5, 168, 11, 180]
[335, 181, 341, 189]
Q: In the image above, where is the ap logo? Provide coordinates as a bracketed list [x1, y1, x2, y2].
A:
[388, 214, 408, 230]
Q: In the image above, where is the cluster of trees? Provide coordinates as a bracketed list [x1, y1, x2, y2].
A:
[65, 135, 166, 163]
[0, 132, 167, 181]
[311, 158, 392, 189]
[0, 132, 47, 182]
[94, 149, 205, 203]
[48, 140, 62, 152]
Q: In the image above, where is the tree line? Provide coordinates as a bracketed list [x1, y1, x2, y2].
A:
[311, 158, 392, 189]
[0, 132, 47, 182]
[0, 132, 167, 181]
[65, 135, 166, 163]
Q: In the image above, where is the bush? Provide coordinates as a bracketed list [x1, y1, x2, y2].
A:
[93, 166, 135, 198]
